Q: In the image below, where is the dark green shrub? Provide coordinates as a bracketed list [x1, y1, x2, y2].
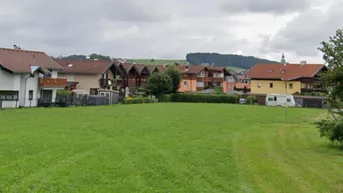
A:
[123, 97, 154, 104]
[170, 93, 238, 104]
[246, 96, 257, 104]
[315, 119, 343, 144]
[159, 94, 172, 102]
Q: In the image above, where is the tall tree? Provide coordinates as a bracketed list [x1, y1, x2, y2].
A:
[147, 73, 172, 96]
[165, 66, 181, 93]
[315, 29, 343, 144]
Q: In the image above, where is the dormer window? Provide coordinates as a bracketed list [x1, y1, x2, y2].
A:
[269, 69, 273, 73]
[281, 70, 286, 74]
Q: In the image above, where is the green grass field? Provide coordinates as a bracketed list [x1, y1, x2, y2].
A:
[1, 104, 342, 193]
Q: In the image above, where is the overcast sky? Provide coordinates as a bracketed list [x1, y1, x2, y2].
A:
[0, 0, 342, 63]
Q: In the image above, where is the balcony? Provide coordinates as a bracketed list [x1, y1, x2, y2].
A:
[100, 78, 124, 88]
[38, 78, 67, 88]
[197, 77, 223, 83]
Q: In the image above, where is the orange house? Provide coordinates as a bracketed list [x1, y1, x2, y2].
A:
[175, 65, 232, 92]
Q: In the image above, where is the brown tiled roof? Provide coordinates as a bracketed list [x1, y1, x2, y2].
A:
[0, 47, 63, 73]
[134, 64, 149, 74]
[56, 59, 113, 74]
[146, 65, 158, 73]
[248, 63, 326, 81]
[116, 62, 140, 74]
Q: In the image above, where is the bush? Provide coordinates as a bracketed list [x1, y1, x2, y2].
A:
[147, 73, 173, 96]
[57, 90, 69, 96]
[315, 119, 343, 144]
[246, 96, 257, 104]
[169, 93, 238, 104]
[123, 97, 154, 104]
[159, 94, 172, 102]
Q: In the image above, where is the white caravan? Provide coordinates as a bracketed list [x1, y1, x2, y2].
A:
[265, 94, 296, 107]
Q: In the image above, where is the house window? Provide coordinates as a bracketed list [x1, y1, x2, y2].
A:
[269, 83, 273, 88]
[90, 88, 98, 95]
[28, 90, 33, 100]
[183, 81, 188, 87]
[0, 91, 19, 101]
[257, 82, 261, 88]
[196, 82, 204, 87]
[197, 71, 205, 77]
[289, 83, 293, 89]
[214, 73, 224, 78]
[287, 98, 291, 102]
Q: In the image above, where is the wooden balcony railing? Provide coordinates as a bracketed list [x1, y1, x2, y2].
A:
[38, 78, 67, 88]
[197, 77, 224, 83]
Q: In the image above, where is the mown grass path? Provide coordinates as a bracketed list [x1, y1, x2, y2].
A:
[0, 104, 341, 192]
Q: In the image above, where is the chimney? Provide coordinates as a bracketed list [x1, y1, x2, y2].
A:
[13, 45, 21, 50]
[300, 60, 307, 65]
[185, 65, 189, 72]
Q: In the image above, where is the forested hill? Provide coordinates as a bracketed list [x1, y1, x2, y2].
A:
[186, 53, 279, 70]
[52, 54, 111, 60]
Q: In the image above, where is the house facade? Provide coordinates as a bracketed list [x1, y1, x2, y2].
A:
[0, 47, 66, 108]
[56, 59, 123, 94]
[248, 63, 327, 94]
[176, 65, 232, 92]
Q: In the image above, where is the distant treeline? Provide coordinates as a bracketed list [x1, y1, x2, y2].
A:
[52, 54, 111, 60]
[186, 53, 279, 69]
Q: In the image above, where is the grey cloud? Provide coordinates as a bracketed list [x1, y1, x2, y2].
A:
[221, 0, 310, 14]
[264, 1, 343, 57]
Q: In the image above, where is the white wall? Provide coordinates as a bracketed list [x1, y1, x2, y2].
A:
[0, 69, 21, 108]
[0, 69, 21, 90]
[19, 73, 39, 107]
[51, 70, 58, 78]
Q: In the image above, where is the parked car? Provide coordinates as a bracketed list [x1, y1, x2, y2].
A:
[239, 98, 247, 104]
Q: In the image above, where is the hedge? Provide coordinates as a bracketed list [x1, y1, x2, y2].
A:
[158, 94, 173, 102]
[123, 97, 154, 104]
[159, 93, 239, 104]
[246, 96, 257, 105]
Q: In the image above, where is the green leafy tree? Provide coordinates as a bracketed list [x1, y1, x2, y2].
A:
[165, 66, 181, 93]
[315, 29, 343, 144]
[147, 73, 172, 96]
[89, 53, 111, 60]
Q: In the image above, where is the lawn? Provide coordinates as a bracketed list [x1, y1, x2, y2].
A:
[0, 104, 342, 193]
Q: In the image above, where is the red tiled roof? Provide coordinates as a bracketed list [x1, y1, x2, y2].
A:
[0, 48, 63, 73]
[248, 63, 326, 81]
[56, 59, 113, 74]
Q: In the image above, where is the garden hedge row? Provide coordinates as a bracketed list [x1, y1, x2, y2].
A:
[159, 93, 239, 104]
[123, 97, 155, 104]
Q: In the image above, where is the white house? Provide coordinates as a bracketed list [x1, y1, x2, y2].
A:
[0, 47, 66, 108]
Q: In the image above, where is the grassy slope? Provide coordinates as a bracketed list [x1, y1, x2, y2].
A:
[0, 104, 342, 193]
[130, 59, 186, 65]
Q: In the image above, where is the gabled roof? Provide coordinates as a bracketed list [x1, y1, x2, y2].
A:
[117, 62, 139, 74]
[134, 64, 149, 74]
[146, 65, 158, 73]
[0, 47, 63, 73]
[248, 63, 326, 81]
[56, 59, 114, 74]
